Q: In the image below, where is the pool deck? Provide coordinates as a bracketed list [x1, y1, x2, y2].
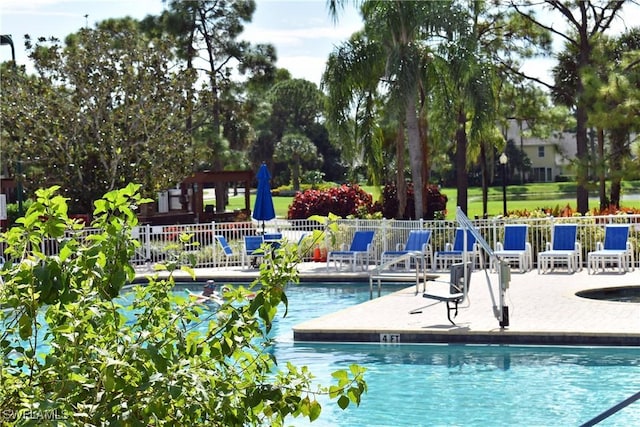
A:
[141, 262, 640, 346]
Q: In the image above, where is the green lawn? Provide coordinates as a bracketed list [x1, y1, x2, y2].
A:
[225, 181, 640, 219]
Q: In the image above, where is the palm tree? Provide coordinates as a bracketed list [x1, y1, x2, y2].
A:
[326, 0, 457, 219]
[274, 133, 320, 191]
[429, 1, 499, 215]
[322, 31, 386, 190]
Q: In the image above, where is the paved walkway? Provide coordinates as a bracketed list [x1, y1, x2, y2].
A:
[139, 262, 640, 346]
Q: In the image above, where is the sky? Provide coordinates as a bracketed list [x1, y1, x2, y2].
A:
[0, 1, 637, 86]
[0, 0, 363, 85]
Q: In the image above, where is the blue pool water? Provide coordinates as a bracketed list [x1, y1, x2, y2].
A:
[15, 282, 639, 426]
[178, 282, 640, 427]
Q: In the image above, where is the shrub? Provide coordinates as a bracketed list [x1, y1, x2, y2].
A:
[0, 184, 366, 425]
[382, 182, 447, 220]
[287, 184, 377, 219]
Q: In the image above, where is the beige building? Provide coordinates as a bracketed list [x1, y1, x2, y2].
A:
[506, 120, 575, 183]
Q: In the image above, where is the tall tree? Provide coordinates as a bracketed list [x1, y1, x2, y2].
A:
[0, 21, 194, 212]
[258, 78, 326, 185]
[146, 0, 276, 205]
[274, 133, 320, 191]
[585, 28, 640, 209]
[326, 0, 458, 219]
[322, 31, 386, 190]
[429, 1, 501, 215]
[510, 0, 627, 214]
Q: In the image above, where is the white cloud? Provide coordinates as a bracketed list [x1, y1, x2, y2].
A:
[244, 23, 361, 47]
[278, 55, 329, 85]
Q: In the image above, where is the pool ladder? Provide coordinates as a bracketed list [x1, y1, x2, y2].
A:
[368, 252, 432, 298]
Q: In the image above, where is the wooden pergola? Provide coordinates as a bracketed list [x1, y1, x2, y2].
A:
[180, 170, 253, 222]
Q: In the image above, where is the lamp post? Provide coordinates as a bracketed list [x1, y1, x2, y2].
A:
[499, 153, 508, 216]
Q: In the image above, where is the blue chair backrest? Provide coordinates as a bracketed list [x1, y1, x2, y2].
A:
[263, 233, 282, 241]
[503, 225, 528, 251]
[349, 231, 375, 251]
[404, 230, 431, 251]
[216, 235, 234, 256]
[603, 225, 629, 250]
[552, 224, 577, 251]
[245, 236, 264, 254]
[452, 229, 476, 252]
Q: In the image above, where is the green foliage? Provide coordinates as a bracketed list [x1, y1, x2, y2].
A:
[3, 200, 34, 228]
[0, 185, 366, 425]
[274, 132, 320, 191]
[0, 25, 195, 213]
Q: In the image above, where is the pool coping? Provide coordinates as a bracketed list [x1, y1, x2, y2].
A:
[135, 262, 640, 347]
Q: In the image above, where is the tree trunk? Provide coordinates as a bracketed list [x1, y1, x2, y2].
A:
[479, 141, 488, 217]
[455, 107, 468, 214]
[396, 126, 407, 219]
[519, 120, 525, 184]
[405, 92, 424, 219]
[575, 25, 592, 215]
[418, 103, 430, 217]
[292, 155, 301, 191]
[575, 102, 590, 214]
[610, 127, 627, 208]
[597, 128, 607, 211]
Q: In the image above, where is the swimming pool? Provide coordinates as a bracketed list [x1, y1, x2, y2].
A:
[179, 282, 640, 426]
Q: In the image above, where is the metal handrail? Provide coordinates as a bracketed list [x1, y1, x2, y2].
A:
[579, 390, 640, 426]
[369, 251, 428, 298]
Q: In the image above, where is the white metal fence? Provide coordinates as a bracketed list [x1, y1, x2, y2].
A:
[3, 215, 640, 270]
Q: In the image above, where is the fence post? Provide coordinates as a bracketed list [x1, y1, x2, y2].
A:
[144, 224, 151, 263]
[212, 221, 217, 267]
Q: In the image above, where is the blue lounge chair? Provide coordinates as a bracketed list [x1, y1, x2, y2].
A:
[327, 230, 375, 271]
[491, 224, 532, 273]
[215, 235, 240, 267]
[433, 228, 481, 272]
[422, 262, 473, 325]
[380, 230, 432, 271]
[587, 224, 634, 274]
[537, 224, 581, 274]
[243, 235, 265, 268]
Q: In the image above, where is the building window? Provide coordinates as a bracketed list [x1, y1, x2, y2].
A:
[538, 146, 545, 157]
[532, 167, 552, 182]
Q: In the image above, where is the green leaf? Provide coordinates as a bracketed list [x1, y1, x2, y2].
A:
[18, 313, 32, 340]
[337, 395, 350, 410]
[309, 400, 322, 421]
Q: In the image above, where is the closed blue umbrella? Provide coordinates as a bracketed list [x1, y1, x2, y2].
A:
[252, 163, 275, 233]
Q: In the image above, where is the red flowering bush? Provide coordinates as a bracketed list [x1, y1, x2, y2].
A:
[382, 182, 447, 220]
[287, 184, 377, 219]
